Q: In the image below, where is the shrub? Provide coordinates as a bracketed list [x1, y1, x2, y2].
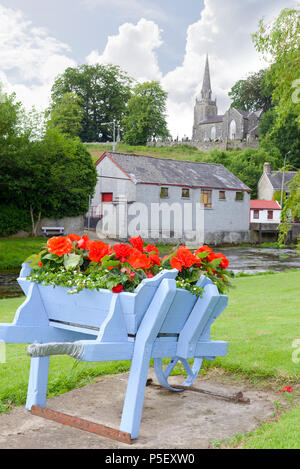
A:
[0, 204, 30, 237]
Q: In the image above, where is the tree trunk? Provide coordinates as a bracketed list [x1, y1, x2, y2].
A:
[30, 206, 41, 237]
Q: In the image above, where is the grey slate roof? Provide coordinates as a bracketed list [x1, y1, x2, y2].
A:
[106, 152, 250, 191]
[266, 171, 297, 191]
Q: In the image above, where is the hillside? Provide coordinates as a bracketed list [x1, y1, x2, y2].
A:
[85, 143, 208, 164]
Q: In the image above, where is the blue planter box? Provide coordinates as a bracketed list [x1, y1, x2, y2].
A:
[0, 262, 229, 442]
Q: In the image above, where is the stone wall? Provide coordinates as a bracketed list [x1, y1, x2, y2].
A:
[147, 140, 259, 152]
[8, 215, 85, 238]
[37, 215, 85, 236]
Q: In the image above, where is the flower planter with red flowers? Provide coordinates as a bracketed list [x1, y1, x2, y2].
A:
[2, 236, 231, 442]
[16, 235, 233, 335]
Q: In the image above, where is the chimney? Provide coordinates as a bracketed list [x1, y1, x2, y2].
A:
[263, 162, 271, 173]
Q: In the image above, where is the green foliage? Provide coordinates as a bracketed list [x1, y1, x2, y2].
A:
[253, 8, 300, 129]
[34, 130, 97, 219]
[229, 69, 273, 112]
[278, 171, 300, 247]
[0, 205, 30, 237]
[0, 126, 97, 235]
[259, 108, 300, 168]
[198, 147, 280, 198]
[50, 64, 132, 142]
[0, 87, 22, 141]
[122, 81, 169, 145]
[46, 92, 83, 138]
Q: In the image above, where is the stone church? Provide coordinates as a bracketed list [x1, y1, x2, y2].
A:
[192, 55, 262, 143]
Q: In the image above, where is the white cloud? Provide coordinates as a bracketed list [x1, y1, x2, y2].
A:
[162, 0, 298, 138]
[87, 18, 163, 82]
[0, 4, 76, 110]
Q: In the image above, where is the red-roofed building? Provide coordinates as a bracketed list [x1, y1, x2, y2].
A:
[250, 200, 281, 224]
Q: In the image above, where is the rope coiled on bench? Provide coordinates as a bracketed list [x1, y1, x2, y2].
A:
[27, 342, 83, 360]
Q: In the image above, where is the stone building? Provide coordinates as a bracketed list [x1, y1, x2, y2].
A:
[258, 162, 298, 200]
[90, 151, 251, 245]
[192, 55, 262, 143]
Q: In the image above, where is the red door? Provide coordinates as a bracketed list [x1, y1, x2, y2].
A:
[101, 192, 113, 202]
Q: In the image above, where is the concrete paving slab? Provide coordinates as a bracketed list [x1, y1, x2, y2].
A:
[0, 370, 277, 449]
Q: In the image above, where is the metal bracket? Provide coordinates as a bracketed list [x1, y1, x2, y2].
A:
[147, 379, 251, 404]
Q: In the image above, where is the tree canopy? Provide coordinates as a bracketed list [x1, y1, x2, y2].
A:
[50, 64, 132, 142]
[229, 69, 273, 112]
[199, 147, 280, 199]
[46, 92, 83, 138]
[253, 8, 300, 129]
[0, 85, 97, 236]
[122, 81, 170, 145]
[249, 8, 300, 170]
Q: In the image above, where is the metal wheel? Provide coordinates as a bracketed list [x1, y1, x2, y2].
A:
[153, 356, 203, 391]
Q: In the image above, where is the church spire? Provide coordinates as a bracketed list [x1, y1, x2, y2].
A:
[201, 54, 212, 101]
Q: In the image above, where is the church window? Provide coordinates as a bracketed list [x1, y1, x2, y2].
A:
[201, 189, 212, 208]
[229, 120, 236, 140]
[211, 126, 216, 140]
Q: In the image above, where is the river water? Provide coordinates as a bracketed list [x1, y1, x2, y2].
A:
[0, 247, 299, 299]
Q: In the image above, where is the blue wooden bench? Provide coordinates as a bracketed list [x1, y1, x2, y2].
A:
[0, 263, 229, 443]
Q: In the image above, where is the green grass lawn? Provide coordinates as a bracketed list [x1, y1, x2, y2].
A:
[210, 271, 300, 380]
[241, 406, 300, 449]
[0, 271, 299, 447]
[0, 238, 46, 270]
[0, 296, 131, 413]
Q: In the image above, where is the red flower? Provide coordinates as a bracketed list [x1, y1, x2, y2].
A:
[195, 245, 212, 255]
[143, 244, 159, 255]
[112, 284, 124, 293]
[66, 233, 81, 243]
[170, 246, 198, 272]
[129, 236, 144, 252]
[207, 252, 229, 269]
[127, 250, 151, 270]
[77, 235, 94, 250]
[282, 386, 293, 393]
[88, 241, 113, 263]
[38, 262, 43, 267]
[113, 243, 134, 261]
[149, 253, 161, 266]
[47, 236, 73, 257]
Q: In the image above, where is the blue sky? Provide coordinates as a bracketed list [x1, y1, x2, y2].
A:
[0, 0, 297, 137]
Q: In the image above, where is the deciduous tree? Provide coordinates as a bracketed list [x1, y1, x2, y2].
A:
[122, 81, 169, 145]
[46, 92, 83, 138]
[229, 69, 273, 112]
[51, 64, 132, 142]
[253, 8, 300, 129]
